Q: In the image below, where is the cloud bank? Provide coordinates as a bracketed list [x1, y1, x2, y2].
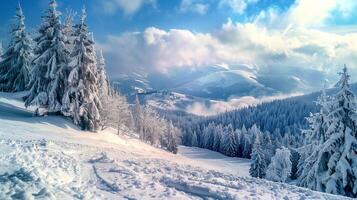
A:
[99, 0, 357, 83]
[186, 93, 303, 116]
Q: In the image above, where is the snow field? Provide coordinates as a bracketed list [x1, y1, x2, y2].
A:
[0, 93, 352, 199]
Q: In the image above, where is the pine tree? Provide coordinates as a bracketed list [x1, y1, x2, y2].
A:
[25, 0, 70, 115]
[298, 87, 330, 189]
[61, 7, 101, 131]
[290, 148, 300, 180]
[0, 4, 33, 92]
[212, 125, 223, 151]
[204, 123, 216, 150]
[266, 147, 292, 183]
[250, 133, 267, 178]
[97, 49, 110, 96]
[221, 125, 237, 156]
[161, 121, 179, 154]
[261, 134, 275, 166]
[299, 66, 357, 197]
[63, 8, 76, 48]
[191, 131, 198, 147]
[242, 133, 252, 158]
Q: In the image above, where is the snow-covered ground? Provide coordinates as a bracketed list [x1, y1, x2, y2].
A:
[0, 92, 351, 199]
[178, 146, 251, 177]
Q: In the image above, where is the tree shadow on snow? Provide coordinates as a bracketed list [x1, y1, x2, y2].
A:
[0, 101, 81, 131]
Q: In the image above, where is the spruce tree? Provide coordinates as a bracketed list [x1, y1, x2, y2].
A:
[0, 4, 33, 92]
[62, 7, 101, 131]
[63, 8, 76, 49]
[25, 0, 70, 114]
[203, 123, 215, 149]
[250, 133, 267, 178]
[298, 87, 330, 189]
[221, 125, 237, 156]
[191, 131, 198, 147]
[319, 66, 356, 196]
[161, 121, 178, 154]
[213, 125, 223, 151]
[299, 66, 357, 197]
[97, 49, 110, 95]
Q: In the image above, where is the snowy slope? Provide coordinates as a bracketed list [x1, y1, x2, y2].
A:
[0, 92, 351, 200]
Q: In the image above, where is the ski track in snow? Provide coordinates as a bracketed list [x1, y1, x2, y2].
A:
[0, 139, 350, 200]
[0, 92, 353, 200]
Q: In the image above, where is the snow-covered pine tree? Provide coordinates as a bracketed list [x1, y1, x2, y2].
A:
[266, 147, 292, 183]
[298, 87, 331, 189]
[97, 49, 115, 130]
[290, 148, 300, 180]
[191, 131, 198, 147]
[160, 121, 179, 154]
[61, 7, 101, 131]
[261, 133, 275, 166]
[97, 49, 110, 96]
[250, 133, 267, 178]
[221, 125, 237, 156]
[25, 0, 70, 115]
[0, 4, 32, 92]
[212, 125, 222, 151]
[242, 133, 252, 158]
[299, 66, 357, 197]
[203, 123, 216, 150]
[63, 8, 76, 49]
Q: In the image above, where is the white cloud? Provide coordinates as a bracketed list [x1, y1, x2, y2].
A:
[286, 0, 338, 27]
[101, 0, 156, 15]
[100, 21, 357, 82]
[99, 0, 357, 84]
[186, 93, 302, 116]
[255, 0, 357, 28]
[179, 0, 210, 15]
[219, 0, 259, 14]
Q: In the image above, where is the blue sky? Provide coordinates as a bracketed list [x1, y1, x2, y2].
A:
[1, 0, 357, 86]
[0, 0, 298, 41]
